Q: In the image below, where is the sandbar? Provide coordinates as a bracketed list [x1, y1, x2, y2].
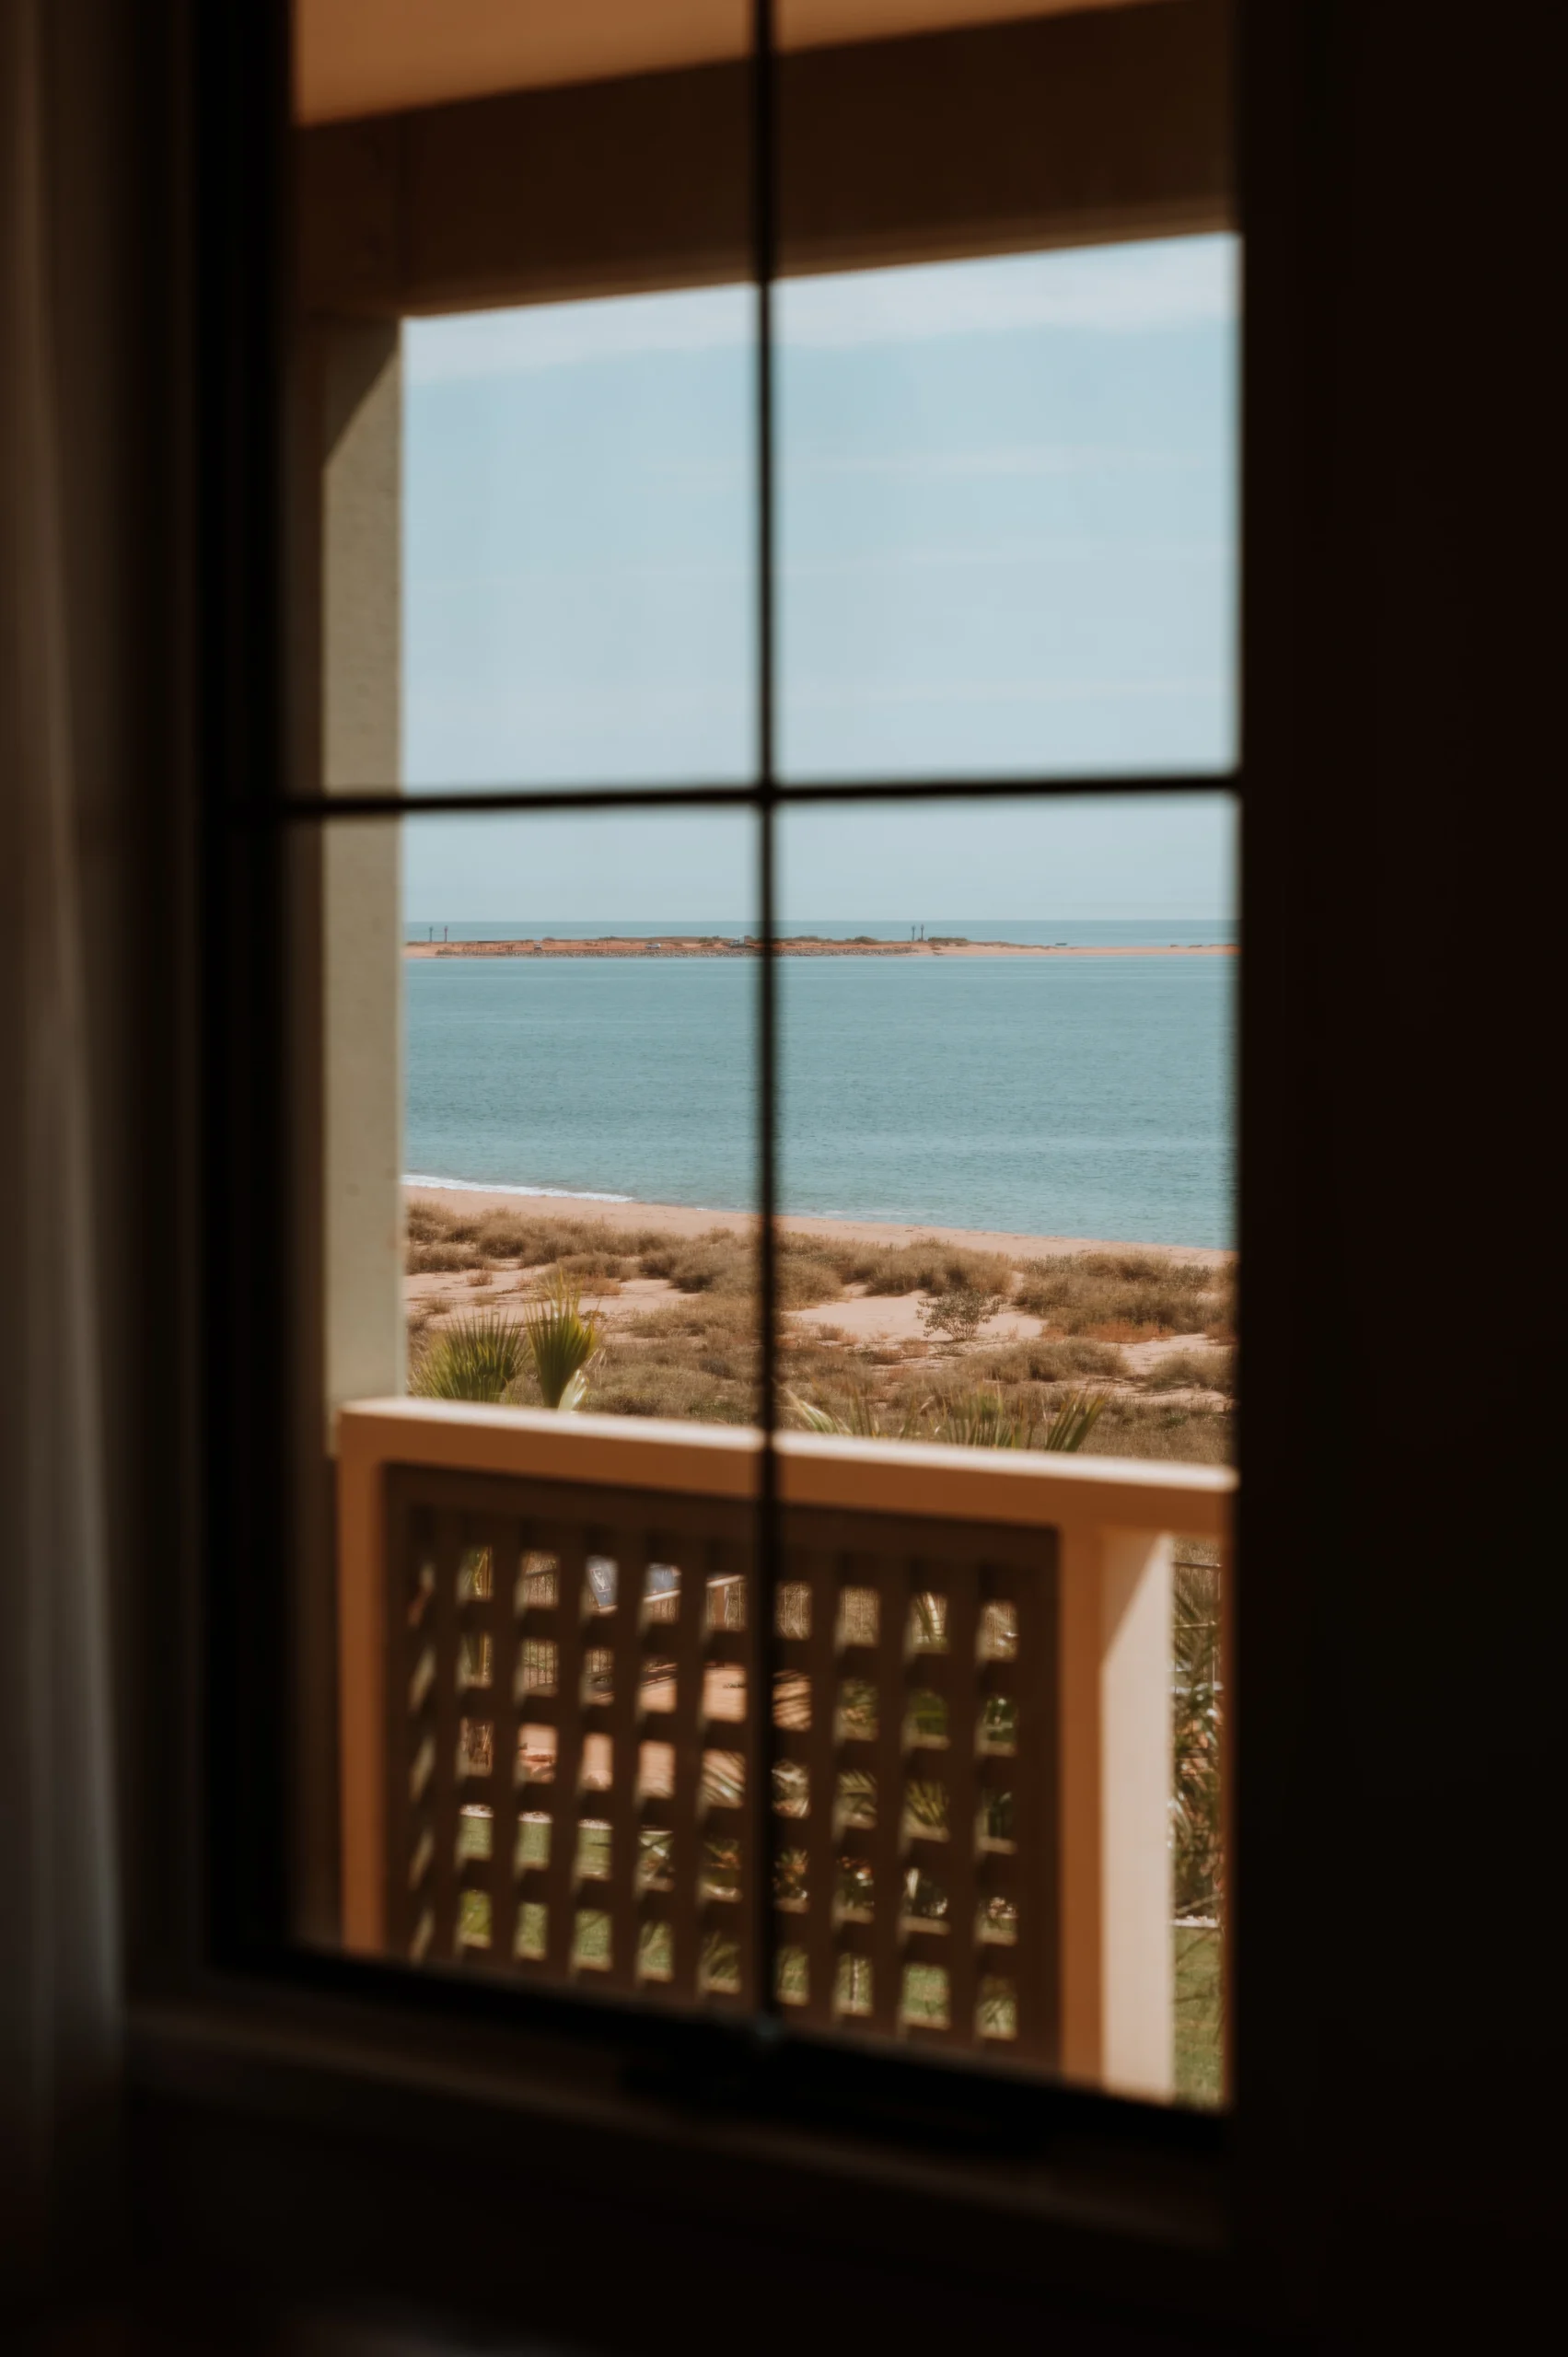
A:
[405, 935, 1234, 960]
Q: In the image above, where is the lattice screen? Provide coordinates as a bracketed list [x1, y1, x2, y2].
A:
[387, 1469, 1056, 2065]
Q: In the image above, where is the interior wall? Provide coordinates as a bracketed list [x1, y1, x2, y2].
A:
[294, 0, 1165, 124]
[296, 1, 1230, 316]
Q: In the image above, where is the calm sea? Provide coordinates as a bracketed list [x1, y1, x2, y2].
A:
[404, 922, 1236, 1248]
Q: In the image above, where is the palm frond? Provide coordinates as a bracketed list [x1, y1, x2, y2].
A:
[1041, 1387, 1109, 1452]
[930, 1387, 1037, 1448]
[784, 1385, 929, 1439]
[410, 1311, 527, 1403]
[784, 1390, 849, 1434]
[524, 1271, 602, 1410]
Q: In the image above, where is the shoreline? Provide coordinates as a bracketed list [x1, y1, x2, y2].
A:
[405, 935, 1235, 960]
[405, 1181, 1233, 1268]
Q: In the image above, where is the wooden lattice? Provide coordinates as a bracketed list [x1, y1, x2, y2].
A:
[386, 1469, 1056, 2065]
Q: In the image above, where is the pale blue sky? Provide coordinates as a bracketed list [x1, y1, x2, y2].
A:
[401, 795, 1235, 927]
[401, 235, 1237, 922]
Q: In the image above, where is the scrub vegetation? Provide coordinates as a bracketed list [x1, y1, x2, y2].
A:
[404, 1198, 1233, 1463]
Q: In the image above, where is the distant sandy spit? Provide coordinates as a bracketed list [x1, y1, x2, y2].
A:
[405, 1183, 1232, 1269]
[404, 937, 1235, 960]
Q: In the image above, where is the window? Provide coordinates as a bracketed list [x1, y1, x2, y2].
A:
[277, 0, 1236, 2119]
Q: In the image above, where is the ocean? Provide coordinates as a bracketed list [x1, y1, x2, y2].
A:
[405, 922, 1235, 1249]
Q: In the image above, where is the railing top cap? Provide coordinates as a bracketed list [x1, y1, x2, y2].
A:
[336, 1399, 1233, 1535]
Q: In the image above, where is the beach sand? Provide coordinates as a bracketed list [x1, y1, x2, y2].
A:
[405, 1182, 1231, 1270]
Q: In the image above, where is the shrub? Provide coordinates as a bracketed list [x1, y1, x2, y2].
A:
[918, 1286, 1004, 1346]
[977, 1338, 1125, 1384]
[845, 1239, 1012, 1298]
[405, 1196, 665, 1275]
[1016, 1249, 1225, 1336]
[544, 1248, 630, 1283]
[639, 1231, 755, 1295]
[406, 1200, 456, 1246]
[406, 1240, 482, 1273]
[593, 1362, 753, 1423]
[1078, 1397, 1234, 1465]
[1144, 1347, 1234, 1394]
[775, 1240, 844, 1308]
[623, 1294, 755, 1341]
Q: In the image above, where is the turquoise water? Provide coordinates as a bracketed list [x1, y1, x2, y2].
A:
[405, 925, 1235, 1248]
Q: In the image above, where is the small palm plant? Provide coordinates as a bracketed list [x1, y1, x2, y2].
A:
[1040, 1387, 1109, 1452]
[790, 1382, 1109, 1453]
[931, 1385, 1106, 1451]
[411, 1310, 527, 1404]
[931, 1388, 1038, 1448]
[785, 1385, 928, 1440]
[524, 1271, 602, 1411]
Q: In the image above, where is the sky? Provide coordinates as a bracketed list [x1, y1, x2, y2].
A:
[401, 235, 1237, 923]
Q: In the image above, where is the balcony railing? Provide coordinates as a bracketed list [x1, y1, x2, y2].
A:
[338, 1401, 1233, 2101]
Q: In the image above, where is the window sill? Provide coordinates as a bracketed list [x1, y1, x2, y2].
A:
[128, 1980, 1233, 2332]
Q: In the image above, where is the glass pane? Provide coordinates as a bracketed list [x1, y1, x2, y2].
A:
[312, 805, 761, 1431]
[777, 236, 1237, 780]
[775, 795, 1236, 1469]
[403, 289, 753, 790]
[298, 3, 754, 802]
[388, 807, 762, 1423]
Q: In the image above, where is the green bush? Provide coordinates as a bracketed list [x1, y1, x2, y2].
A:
[918, 1286, 1005, 1346]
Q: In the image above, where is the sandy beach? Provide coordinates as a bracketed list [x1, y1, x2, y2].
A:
[405, 1181, 1231, 1269]
[404, 936, 1235, 960]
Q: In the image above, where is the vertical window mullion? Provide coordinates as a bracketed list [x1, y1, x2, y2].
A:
[753, 0, 780, 2026]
